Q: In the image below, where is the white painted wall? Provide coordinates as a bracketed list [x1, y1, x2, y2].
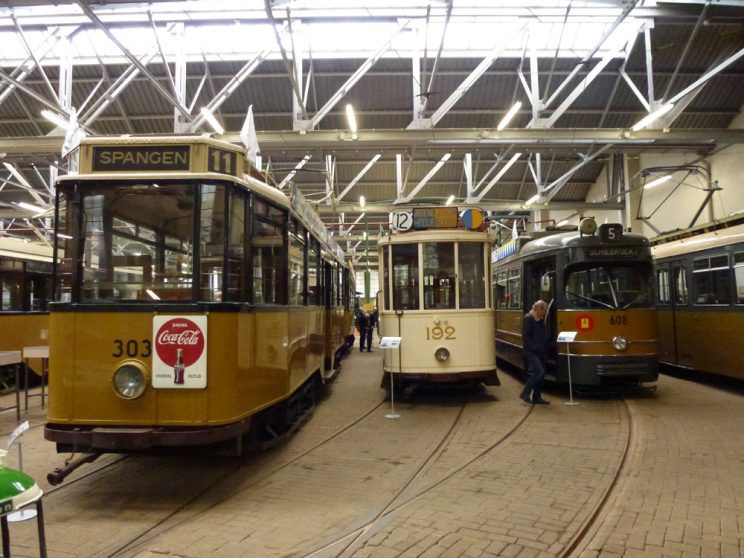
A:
[545, 103, 744, 239]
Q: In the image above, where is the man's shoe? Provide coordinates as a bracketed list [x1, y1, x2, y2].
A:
[519, 392, 533, 405]
[533, 398, 551, 405]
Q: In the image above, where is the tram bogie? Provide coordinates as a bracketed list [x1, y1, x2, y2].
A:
[493, 218, 659, 390]
[43, 135, 355, 468]
[378, 208, 499, 390]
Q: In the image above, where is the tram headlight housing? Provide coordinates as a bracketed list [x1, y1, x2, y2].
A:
[113, 362, 147, 399]
[435, 347, 450, 362]
[612, 336, 628, 352]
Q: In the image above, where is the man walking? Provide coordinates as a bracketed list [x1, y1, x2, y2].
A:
[520, 300, 551, 405]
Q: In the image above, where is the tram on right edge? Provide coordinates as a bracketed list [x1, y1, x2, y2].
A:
[492, 217, 659, 389]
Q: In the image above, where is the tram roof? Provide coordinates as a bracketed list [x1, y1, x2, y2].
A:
[495, 227, 650, 265]
[651, 221, 744, 260]
[377, 229, 494, 246]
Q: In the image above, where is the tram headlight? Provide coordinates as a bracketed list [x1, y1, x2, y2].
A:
[435, 347, 450, 362]
[113, 363, 147, 399]
[612, 336, 628, 352]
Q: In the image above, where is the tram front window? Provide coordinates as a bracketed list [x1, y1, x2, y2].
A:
[392, 244, 419, 310]
[565, 263, 653, 309]
[424, 242, 455, 310]
[69, 182, 197, 302]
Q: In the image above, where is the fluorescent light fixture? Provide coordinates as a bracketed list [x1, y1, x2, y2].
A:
[445, 194, 455, 206]
[41, 109, 70, 130]
[359, 195, 366, 208]
[346, 104, 358, 134]
[644, 174, 673, 189]
[631, 103, 674, 131]
[145, 289, 161, 300]
[200, 107, 224, 134]
[441, 153, 452, 162]
[497, 101, 522, 131]
[56, 233, 73, 239]
[525, 194, 541, 206]
[17, 201, 48, 214]
[557, 219, 570, 227]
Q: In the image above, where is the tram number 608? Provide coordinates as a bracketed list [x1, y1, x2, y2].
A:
[426, 326, 456, 340]
[609, 315, 628, 326]
[113, 339, 152, 358]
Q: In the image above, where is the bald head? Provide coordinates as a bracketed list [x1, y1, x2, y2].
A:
[532, 300, 547, 311]
[530, 300, 548, 320]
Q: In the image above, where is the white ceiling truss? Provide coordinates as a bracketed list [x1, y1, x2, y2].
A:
[0, 0, 743, 251]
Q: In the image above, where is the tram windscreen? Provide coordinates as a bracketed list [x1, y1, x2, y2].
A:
[564, 262, 654, 309]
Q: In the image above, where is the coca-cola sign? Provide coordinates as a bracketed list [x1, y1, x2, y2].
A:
[152, 315, 207, 389]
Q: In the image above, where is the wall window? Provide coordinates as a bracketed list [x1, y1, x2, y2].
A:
[693, 255, 730, 305]
[392, 244, 419, 310]
[423, 242, 455, 310]
[459, 242, 486, 309]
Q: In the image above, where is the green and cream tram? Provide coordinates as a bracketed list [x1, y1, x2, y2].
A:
[377, 207, 499, 389]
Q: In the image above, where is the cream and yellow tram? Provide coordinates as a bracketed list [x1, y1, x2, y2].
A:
[377, 207, 499, 389]
[493, 218, 658, 389]
[652, 217, 744, 380]
[44, 136, 355, 479]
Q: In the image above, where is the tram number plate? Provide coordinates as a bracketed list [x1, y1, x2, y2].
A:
[609, 315, 628, 326]
[426, 326, 456, 340]
[113, 339, 152, 358]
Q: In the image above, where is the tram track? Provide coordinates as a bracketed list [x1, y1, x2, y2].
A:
[99, 395, 391, 558]
[296, 400, 535, 558]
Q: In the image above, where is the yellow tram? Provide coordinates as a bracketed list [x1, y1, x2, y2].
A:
[44, 135, 355, 479]
[377, 207, 499, 389]
[0, 237, 53, 383]
[493, 218, 658, 389]
[652, 217, 744, 380]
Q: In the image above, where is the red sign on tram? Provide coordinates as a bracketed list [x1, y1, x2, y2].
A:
[576, 314, 595, 332]
[152, 316, 208, 389]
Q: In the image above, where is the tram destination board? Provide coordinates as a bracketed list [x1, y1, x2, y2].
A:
[92, 145, 191, 172]
[413, 207, 459, 230]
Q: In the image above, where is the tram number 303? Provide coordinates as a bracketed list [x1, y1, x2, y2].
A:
[112, 339, 152, 358]
[609, 315, 629, 326]
[426, 326, 456, 340]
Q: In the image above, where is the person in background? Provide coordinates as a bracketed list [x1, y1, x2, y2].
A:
[372, 306, 380, 338]
[520, 299, 551, 405]
[356, 311, 373, 352]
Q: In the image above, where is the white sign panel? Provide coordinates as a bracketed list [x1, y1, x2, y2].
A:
[557, 331, 578, 342]
[390, 211, 413, 232]
[380, 336, 402, 349]
[152, 315, 208, 388]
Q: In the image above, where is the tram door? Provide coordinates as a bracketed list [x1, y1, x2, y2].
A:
[523, 257, 557, 372]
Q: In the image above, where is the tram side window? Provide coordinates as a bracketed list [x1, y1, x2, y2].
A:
[423, 242, 455, 310]
[307, 239, 321, 306]
[392, 244, 419, 310]
[495, 271, 507, 309]
[735, 252, 744, 304]
[656, 268, 670, 305]
[288, 220, 306, 306]
[253, 217, 287, 305]
[673, 265, 688, 305]
[507, 268, 521, 309]
[459, 242, 486, 309]
[55, 195, 73, 302]
[693, 255, 731, 305]
[225, 190, 246, 302]
[200, 185, 226, 302]
[0, 271, 22, 311]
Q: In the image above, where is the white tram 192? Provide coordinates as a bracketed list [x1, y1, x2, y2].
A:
[377, 207, 499, 390]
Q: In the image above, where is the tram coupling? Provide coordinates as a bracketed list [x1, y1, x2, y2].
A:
[47, 452, 103, 485]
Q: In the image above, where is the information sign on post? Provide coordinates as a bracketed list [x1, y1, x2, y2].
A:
[380, 337, 402, 419]
[557, 331, 579, 406]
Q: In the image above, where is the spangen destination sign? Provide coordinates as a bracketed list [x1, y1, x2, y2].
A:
[92, 145, 191, 172]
